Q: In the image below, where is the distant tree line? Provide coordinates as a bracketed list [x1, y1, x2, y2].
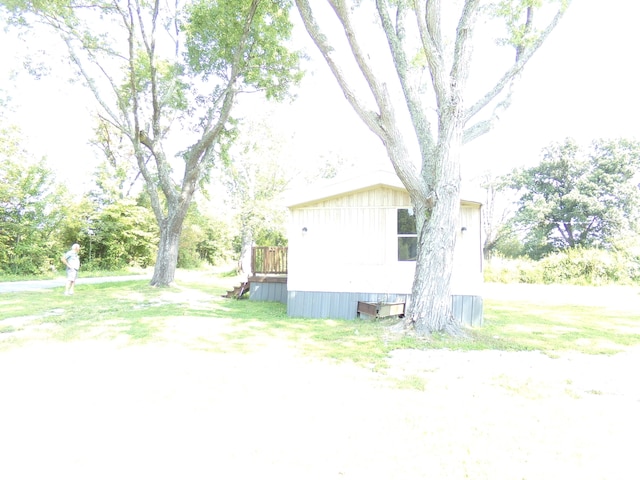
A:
[0, 122, 287, 277]
[483, 137, 640, 284]
[0, 159, 230, 276]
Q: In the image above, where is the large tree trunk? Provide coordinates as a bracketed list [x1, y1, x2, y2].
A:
[402, 132, 464, 335]
[150, 215, 185, 287]
[406, 187, 462, 335]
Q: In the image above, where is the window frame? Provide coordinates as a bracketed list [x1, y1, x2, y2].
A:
[397, 208, 417, 261]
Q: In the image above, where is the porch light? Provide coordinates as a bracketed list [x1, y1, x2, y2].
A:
[302, 227, 308, 236]
[460, 226, 468, 235]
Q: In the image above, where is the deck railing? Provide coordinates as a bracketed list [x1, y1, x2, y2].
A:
[251, 246, 288, 275]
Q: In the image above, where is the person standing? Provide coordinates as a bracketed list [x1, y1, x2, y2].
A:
[61, 243, 81, 295]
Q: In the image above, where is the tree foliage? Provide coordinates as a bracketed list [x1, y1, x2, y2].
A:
[185, 0, 301, 100]
[176, 203, 233, 269]
[507, 138, 640, 258]
[215, 116, 297, 275]
[0, 124, 69, 275]
[0, 117, 233, 276]
[89, 118, 145, 203]
[85, 199, 158, 269]
[477, 170, 517, 258]
[1, 0, 302, 286]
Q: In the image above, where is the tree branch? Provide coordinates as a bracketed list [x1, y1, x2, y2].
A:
[328, 1, 389, 114]
[425, 0, 443, 54]
[414, 0, 448, 110]
[184, 0, 262, 207]
[516, 6, 534, 62]
[450, 0, 481, 103]
[294, 0, 385, 139]
[376, 1, 435, 160]
[463, 3, 570, 126]
[461, 83, 515, 144]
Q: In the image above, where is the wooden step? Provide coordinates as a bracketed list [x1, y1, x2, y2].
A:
[223, 281, 250, 299]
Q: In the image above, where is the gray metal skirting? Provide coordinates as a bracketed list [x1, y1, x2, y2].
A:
[452, 295, 484, 327]
[248, 281, 483, 327]
[249, 281, 288, 304]
[286, 290, 483, 327]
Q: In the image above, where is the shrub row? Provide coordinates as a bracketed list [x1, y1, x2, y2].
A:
[484, 248, 640, 285]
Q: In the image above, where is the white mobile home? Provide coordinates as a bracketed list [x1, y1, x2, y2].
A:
[283, 170, 483, 326]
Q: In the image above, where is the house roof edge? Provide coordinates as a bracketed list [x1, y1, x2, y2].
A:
[284, 169, 483, 208]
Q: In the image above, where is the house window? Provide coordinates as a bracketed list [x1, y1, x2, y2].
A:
[397, 208, 417, 261]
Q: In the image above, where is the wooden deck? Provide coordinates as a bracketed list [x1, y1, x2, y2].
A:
[248, 274, 287, 284]
[221, 247, 287, 300]
[252, 247, 287, 275]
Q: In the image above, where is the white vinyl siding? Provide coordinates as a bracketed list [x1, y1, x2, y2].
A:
[288, 183, 482, 296]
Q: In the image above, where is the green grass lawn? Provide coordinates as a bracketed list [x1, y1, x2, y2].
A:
[477, 300, 640, 354]
[1, 273, 639, 368]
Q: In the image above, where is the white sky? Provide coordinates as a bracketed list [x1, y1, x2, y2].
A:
[1, 0, 639, 191]
[463, 0, 640, 177]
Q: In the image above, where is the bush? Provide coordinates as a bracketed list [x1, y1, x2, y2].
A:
[540, 248, 640, 285]
[484, 257, 544, 284]
[177, 246, 204, 269]
[485, 248, 640, 285]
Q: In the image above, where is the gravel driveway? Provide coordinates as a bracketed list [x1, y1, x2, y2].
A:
[0, 274, 151, 293]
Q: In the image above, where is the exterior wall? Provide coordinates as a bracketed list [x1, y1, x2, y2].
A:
[288, 186, 414, 294]
[287, 290, 483, 327]
[286, 179, 484, 326]
[452, 203, 484, 295]
[288, 186, 482, 296]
